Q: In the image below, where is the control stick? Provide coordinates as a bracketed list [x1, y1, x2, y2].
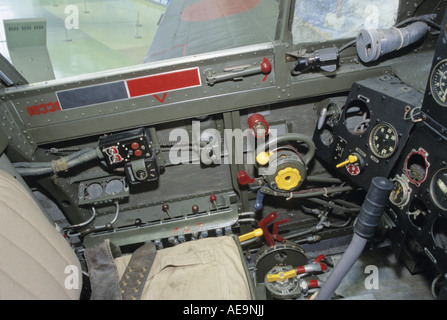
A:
[316, 177, 393, 300]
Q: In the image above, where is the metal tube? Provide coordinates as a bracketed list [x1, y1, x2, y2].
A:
[315, 233, 367, 300]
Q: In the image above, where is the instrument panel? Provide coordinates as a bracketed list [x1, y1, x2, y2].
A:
[430, 59, 447, 108]
[423, 8, 447, 126]
[313, 75, 422, 191]
[312, 10, 447, 274]
[388, 124, 447, 273]
[388, 9, 447, 274]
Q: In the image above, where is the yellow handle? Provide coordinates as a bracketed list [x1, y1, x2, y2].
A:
[336, 154, 358, 168]
[238, 228, 263, 242]
[266, 269, 297, 283]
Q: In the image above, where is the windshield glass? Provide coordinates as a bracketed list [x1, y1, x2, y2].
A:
[0, 0, 279, 82]
[292, 0, 400, 44]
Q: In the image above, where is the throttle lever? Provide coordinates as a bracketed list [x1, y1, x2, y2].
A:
[258, 212, 289, 247]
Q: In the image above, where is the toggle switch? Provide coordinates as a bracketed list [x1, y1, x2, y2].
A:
[162, 203, 172, 218]
[336, 154, 358, 168]
[210, 195, 218, 210]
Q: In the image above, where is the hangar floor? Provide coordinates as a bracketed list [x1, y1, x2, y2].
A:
[0, 0, 166, 79]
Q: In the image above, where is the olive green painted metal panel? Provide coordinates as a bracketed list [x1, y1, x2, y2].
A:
[0, 40, 394, 148]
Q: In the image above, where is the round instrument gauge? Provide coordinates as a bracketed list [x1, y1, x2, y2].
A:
[389, 175, 411, 208]
[86, 183, 103, 200]
[404, 148, 430, 186]
[430, 59, 447, 107]
[369, 123, 398, 159]
[430, 168, 447, 211]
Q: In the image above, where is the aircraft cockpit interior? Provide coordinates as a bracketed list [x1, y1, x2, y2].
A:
[0, 0, 447, 303]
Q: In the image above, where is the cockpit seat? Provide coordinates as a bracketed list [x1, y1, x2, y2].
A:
[0, 169, 82, 299]
[0, 168, 254, 300]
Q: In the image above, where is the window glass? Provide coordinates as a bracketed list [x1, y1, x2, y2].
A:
[0, 0, 279, 82]
[292, 0, 400, 44]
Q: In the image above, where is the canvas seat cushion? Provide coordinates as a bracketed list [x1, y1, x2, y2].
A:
[115, 236, 251, 300]
[0, 169, 82, 299]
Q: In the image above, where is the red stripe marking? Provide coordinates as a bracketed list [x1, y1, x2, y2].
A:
[319, 263, 328, 271]
[296, 266, 305, 274]
[181, 0, 260, 22]
[309, 279, 320, 288]
[126, 68, 201, 98]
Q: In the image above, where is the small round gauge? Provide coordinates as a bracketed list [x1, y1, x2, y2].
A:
[404, 148, 430, 186]
[320, 128, 334, 146]
[430, 168, 447, 211]
[86, 183, 103, 200]
[389, 175, 411, 208]
[369, 123, 398, 159]
[430, 59, 447, 107]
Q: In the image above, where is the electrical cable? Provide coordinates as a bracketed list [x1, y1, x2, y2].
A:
[64, 206, 96, 230]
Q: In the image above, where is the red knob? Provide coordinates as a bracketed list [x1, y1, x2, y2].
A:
[260, 57, 272, 74]
[134, 149, 142, 157]
[248, 113, 269, 138]
[210, 195, 217, 202]
[237, 170, 255, 185]
[131, 142, 140, 150]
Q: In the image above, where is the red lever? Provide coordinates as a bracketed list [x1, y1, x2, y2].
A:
[238, 170, 255, 185]
[258, 212, 288, 247]
[272, 218, 290, 242]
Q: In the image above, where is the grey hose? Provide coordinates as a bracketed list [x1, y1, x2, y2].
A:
[15, 147, 101, 176]
[356, 21, 430, 63]
[315, 233, 367, 300]
[315, 177, 393, 300]
[13, 148, 96, 168]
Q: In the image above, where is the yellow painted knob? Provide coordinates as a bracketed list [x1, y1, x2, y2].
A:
[256, 151, 272, 165]
[266, 269, 297, 282]
[275, 167, 301, 191]
[336, 154, 358, 168]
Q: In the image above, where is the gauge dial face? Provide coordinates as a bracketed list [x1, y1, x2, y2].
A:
[390, 176, 410, 208]
[431, 168, 447, 211]
[369, 123, 398, 159]
[430, 59, 447, 107]
[320, 128, 334, 146]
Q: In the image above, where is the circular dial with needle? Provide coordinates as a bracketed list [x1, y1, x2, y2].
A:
[369, 123, 398, 159]
[431, 168, 447, 211]
[430, 59, 447, 107]
[390, 175, 411, 208]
